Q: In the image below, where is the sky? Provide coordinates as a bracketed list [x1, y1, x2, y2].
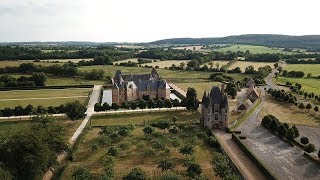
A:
[0, 0, 319, 42]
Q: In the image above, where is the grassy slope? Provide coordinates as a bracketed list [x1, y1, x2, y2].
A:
[0, 88, 91, 108]
[259, 96, 320, 127]
[62, 111, 219, 179]
[283, 64, 320, 76]
[213, 44, 294, 54]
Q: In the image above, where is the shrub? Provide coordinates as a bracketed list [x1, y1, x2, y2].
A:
[123, 168, 146, 180]
[186, 163, 202, 179]
[300, 137, 309, 145]
[206, 136, 220, 148]
[286, 128, 295, 141]
[157, 160, 175, 172]
[72, 166, 91, 180]
[107, 146, 119, 157]
[277, 124, 288, 137]
[304, 143, 316, 153]
[143, 148, 155, 157]
[261, 116, 272, 127]
[143, 126, 154, 135]
[292, 125, 300, 138]
[179, 145, 194, 156]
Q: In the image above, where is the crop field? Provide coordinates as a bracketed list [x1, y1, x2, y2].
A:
[0, 88, 91, 108]
[213, 44, 293, 54]
[228, 61, 274, 71]
[61, 111, 220, 179]
[259, 96, 320, 127]
[0, 116, 82, 140]
[78, 65, 246, 83]
[0, 60, 61, 67]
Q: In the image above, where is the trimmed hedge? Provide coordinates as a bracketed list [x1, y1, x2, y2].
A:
[232, 133, 277, 180]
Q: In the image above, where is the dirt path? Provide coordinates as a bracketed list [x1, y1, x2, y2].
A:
[213, 130, 267, 180]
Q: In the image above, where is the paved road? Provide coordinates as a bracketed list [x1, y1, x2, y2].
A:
[237, 101, 320, 180]
[213, 130, 267, 180]
[69, 85, 102, 144]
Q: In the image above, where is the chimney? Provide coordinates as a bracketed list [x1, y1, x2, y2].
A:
[221, 84, 226, 94]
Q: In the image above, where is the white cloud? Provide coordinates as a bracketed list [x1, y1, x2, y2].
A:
[0, 0, 319, 42]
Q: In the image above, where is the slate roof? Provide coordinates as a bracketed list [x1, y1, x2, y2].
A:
[202, 86, 228, 109]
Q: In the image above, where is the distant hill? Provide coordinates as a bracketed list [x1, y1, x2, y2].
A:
[149, 34, 320, 49]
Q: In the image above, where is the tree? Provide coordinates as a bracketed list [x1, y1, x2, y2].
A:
[2, 108, 13, 117]
[179, 145, 194, 156]
[30, 73, 47, 86]
[157, 120, 171, 132]
[123, 168, 146, 180]
[164, 99, 172, 109]
[102, 102, 111, 111]
[121, 101, 130, 110]
[138, 99, 147, 111]
[306, 103, 312, 110]
[318, 149, 320, 158]
[298, 103, 305, 109]
[314, 106, 319, 112]
[107, 146, 119, 157]
[186, 163, 202, 179]
[13, 105, 24, 116]
[261, 116, 272, 127]
[0, 167, 13, 180]
[300, 137, 309, 145]
[130, 101, 138, 110]
[274, 63, 279, 69]
[94, 103, 102, 112]
[286, 128, 295, 141]
[156, 99, 164, 108]
[172, 99, 180, 109]
[292, 125, 300, 138]
[147, 99, 156, 109]
[278, 124, 288, 137]
[183, 87, 199, 110]
[111, 103, 120, 111]
[0, 132, 52, 179]
[72, 166, 92, 180]
[143, 126, 154, 135]
[304, 92, 308, 99]
[65, 101, 86, 121]
[157, 160, 175, 172]
[304, 143, 316, 153]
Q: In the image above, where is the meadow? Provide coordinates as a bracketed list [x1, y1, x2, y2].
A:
[213, 44, 294, 54]
[282, 64, 320, 77]
[277, 76, 320, 95]
[229, 61, 274, 72]
[61, 111, 220, 179]
[259, 96, 320, 127]
[0, 60, 61, 67]
[0, 88, 91, 108]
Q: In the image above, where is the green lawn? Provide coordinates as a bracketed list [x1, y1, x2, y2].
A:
[0, 88, 91, 108]
[91, 111, 200, 126]
[61, 111, 219, 179]
[213, 44, 295, 54]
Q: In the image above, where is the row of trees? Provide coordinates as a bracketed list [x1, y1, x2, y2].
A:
[0, 73, 47, 87]
[94, 98, 181, 112]
[285, 57, 320, 64]
[0, 101, 86, 121]
[261, 115, 317, 153]
[282, 70, 305, 78]
[290, 84, 320, 104]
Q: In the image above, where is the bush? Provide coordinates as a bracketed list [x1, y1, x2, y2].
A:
[261, 116, 272, 127]
[286, 128, 295, 141]
[123, 168, 146, 180]
[72, 166, 92, 180]
[107, 146, 119, 157]
[206, 136, 220, 148]
[186, 163, 202, 179]
[304, 143, 316, 153]
[156, 172, 183, 180]
[300, 137, 309, 145]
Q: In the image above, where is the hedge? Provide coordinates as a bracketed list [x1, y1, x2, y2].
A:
[232, 133, 277, 180]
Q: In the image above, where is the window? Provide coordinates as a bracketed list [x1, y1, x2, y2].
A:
[215, 115, 218, 121]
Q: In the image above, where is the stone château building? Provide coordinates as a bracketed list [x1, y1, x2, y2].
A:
[200, 85, 229, 130]
[112, 68, 170, 104]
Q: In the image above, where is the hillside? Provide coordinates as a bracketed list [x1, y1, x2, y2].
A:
[149, 34, 320, 49]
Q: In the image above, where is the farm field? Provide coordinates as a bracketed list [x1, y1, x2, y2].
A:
[0, 60, 61, 67]
[61, 111, 220, 179]
[228, 61, 274, 72]
[201, 60, 229, 68]
[145, 60, 190, 68]
[0, 116, 82, 140]
[172, 45, 204, 51]
[213, 44, 294, 54]
[276, 76, 320, 94]
[39, 58, 93, 63]
[78, 65, 246, 83]
[259, 96, 320, 127]
[282, 64, 320, 77]
[0, 88, 91, 108]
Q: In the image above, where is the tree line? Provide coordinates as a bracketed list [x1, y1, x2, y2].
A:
[0, 73, 47, 87]
[285, 57, 320, 64]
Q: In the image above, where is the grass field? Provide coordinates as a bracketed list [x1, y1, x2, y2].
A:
[0, 88, 91, 108]
[229, 61, 274, 72]
[145, 60, 190, 68]
[277, 77, 320, 95]
[201, 60, 229, 68]
[0, 116, 81, 140]
[259, 96, 320, 127]
[175, 82, 221, 99]
[61, 111, 220, 179]
[78, 65, 246, 83]
[213, 44, 294, 54]
[282, 64, 320, 77]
